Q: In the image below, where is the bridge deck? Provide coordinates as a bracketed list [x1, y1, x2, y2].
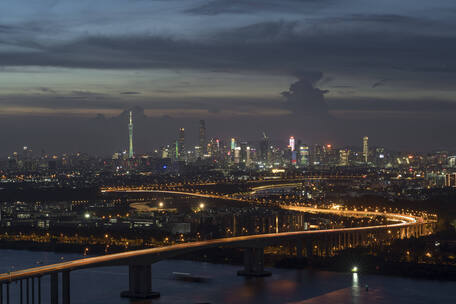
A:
[0, 201, 421, 283]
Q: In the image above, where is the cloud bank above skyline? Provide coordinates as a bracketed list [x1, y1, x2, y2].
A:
[0, 0, 455, 153]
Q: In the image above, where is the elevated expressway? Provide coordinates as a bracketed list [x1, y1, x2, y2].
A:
[0, 189, 435, 304]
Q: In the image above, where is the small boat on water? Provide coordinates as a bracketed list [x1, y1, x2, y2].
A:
[171, 272, 211, 283]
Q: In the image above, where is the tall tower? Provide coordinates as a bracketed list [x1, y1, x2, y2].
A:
[289, 136, 295, 151]
[289, 136, 296, 165]
[178, 128, 185, 160]
[199, 120, 206, 155]
[260, 132, 269, 164]
[363, 136, 368, 163]
[128, 111, 134, 158]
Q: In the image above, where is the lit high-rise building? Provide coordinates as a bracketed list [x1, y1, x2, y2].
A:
[299, 146, 309, 166]
[312, 144, 324, 165]
[178, 128, 185, 160]
[260, 133, 269, 164]
[289, 136, 295, 151]
[363, 136, 369, 163]
[339, 149, 350, 166]
[128, 111, 134, 158]
[445, 173, 456, 187]
[234, 146, 241, 164]
[199, 120, 206, 155]
[246, 146, 252, 166]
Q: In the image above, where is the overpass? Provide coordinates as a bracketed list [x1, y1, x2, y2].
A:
[0, 189, 435, 304]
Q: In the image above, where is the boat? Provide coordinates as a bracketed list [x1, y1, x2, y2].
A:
[171, 272, 211, 282]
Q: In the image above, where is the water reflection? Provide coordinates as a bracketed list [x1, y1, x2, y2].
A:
[1, 250, 456, 304]
[352, 273, 360, 304]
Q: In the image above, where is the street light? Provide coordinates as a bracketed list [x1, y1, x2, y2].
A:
[158, 202, 164, 208]
[199, 203, 205, 225]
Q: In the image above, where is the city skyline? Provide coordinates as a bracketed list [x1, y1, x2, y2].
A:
[1, 112, 454, 158]
[0, 1, 456, 152]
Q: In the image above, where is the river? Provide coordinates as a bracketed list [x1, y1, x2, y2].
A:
[0, 249, 454, 303]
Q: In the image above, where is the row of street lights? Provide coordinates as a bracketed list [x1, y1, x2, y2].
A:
[156, 201, 205, 210]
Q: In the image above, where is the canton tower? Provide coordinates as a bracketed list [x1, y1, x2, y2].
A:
[128, 111, 134, 158]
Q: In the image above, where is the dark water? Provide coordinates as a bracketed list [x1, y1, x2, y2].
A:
[0, 249, 455, 304]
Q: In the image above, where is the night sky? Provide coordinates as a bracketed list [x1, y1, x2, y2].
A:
[1, 0, 455, 155]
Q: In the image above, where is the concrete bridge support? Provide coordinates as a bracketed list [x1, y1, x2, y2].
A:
[305, 239, 314, 257]
[62, 271, 70, 304]
[121, 264, 160, 299]
[0, 283, 9, 304]
[2, 277, 39, 304]
[296, 240, 303, 258]
[237, 247, 271, 277]
[37, 277, 41, 304]
[50, 273, 58, 304]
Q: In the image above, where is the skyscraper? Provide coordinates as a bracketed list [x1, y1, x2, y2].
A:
[363, 136, 369, 163]
[289, 136, 295, 151]
[289, 136, 296, 165]
[339, 149, 350, 166]
[128, 111, 134, 158]
[199, 120, 206, 155]
[299, 145, 309, 166]
[178, 128, 185, 160]
[260, 133, 269, 164]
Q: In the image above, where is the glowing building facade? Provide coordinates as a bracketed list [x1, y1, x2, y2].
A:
[128, 111, 134, 158]
[363, 136, 369, 163]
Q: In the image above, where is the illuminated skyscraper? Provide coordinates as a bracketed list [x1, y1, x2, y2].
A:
[339, 149, 350, 166]
[299, 145, 309, 166]
[260, 133, 269, 164]
[363, 136, 369, 163]
[199, 120, 206, 155]
[128, 111, 134, 158]
[445, 173, 456, 187]
[178, 128, 185, 160]
[288, 136, 297, 165]
[246, 146, 252, 166]
[289, 136, 295, 151]
[230, 138, 236, 151]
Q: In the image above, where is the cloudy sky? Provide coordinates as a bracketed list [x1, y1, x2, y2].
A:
[1, 0, 455, 155]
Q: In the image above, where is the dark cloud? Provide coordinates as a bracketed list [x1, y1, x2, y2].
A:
[0, 93, 125, 110]
[372, 79, 389, 88]
[328, 14, 433, 27]
[186, 0, 331, 15]
[70, 90, 103, 97]
[37, 87, 57, 94]
[0, 24, 15, 33]
[0, 18, 454, 93]
[331, 85, 354, 88]
[120, 91, 141, 95]
[281, 72, 329, 115]
[329, 98, 456, 113]
[223, 20, 297, 40]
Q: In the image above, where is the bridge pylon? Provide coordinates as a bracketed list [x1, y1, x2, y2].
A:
[120, 264, 160, 299]
[237, 246, 271, 277]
